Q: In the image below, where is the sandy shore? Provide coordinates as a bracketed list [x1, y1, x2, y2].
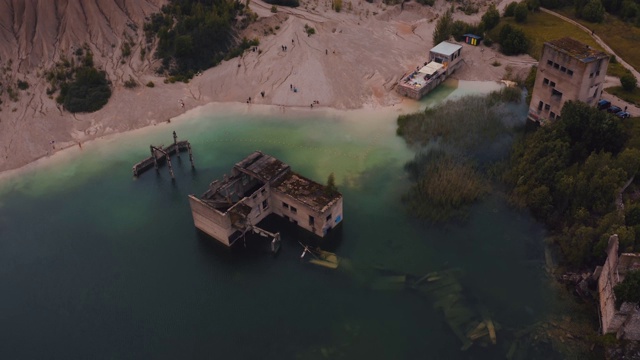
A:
[0, 0, 535, 175]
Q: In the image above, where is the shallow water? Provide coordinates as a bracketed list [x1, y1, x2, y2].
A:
[1, 81, 566, 359]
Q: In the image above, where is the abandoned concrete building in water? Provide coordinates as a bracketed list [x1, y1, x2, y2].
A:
[188, 152, 343, 251]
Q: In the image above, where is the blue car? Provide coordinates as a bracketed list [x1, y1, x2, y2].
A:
[616, 111, 631, 119]
[598, 99, 611, 110]
[607, 105, 622, 113]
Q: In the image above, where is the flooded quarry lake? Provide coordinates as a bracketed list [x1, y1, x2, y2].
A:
[0, 81, 593, 359]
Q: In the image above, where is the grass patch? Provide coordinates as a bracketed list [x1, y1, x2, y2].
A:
[606, 86, 640, 106]
[556, 8, 640, 74]
[495, 11, 603, 61]
[608, 62, 629, 79]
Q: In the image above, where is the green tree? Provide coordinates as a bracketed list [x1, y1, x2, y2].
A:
[527, 0, 541, 10]
[499, 25, 530, 55]
[621, 72, 638, 92]
[63, 67, 111, 113]
[626, 203, 640, 226]
[614, 270, 640, 309]
[175, 35, 194, 58]
[561, 101, 626, 157]
[515, 2, 529, 22]
[481, 4, 500, 30]
[620, 0, 638, 20]
[504, 2, 518, 16]
[433, 9, 453, 45]
[581, 0, 606, 22]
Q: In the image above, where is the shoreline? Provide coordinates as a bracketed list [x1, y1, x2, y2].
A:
[0, 0, 534, 177]
[0, 79, 508, 184]
[0, 98, 424, 185]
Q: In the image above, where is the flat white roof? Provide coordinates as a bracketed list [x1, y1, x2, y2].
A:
[418, 62, 444, 75]
[430, 41, 462, 56]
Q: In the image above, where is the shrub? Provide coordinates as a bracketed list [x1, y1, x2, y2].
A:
[504, 2, 518, 16]
[620, 0, 638, 20]
[621, 72, 638, 92]
[416, 0, 435, 5]
[499, 24, 530, 55]
[271, 5, 278, 12]
[333, 0, 342, 12]
[614, 270, 640, 309]
[482, 4, 500, 30]
[59, 66, 112, 113]
[581, 0, 605, 23]
[122, 42, 131, 58]
[124, 76, 138, 89]
[7, 86, 18, 101]
[304, 24, 316, 36]
[17, 80, 29, 90]
[146, 81, 155, 88]
[515, 2, 529, 22]
[433, 9, 453, 45]
[527, 0, 541, 11]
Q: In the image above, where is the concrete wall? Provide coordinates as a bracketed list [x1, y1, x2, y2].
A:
[429, 49, 462, 76]
[599, 234, 640, 340]
[528, 43, 608, 123]
[396, 74, 446, 100]
[238, 184, 274, 227]
[271, 192, 343, 238]
[188, 196, 234, 246]
[600, 235, 621, 334]
[322, 197, 344, 236]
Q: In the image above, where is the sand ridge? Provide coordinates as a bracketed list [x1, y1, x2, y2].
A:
[0, 0, 535, 174]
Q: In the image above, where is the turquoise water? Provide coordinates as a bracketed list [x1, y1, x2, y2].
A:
[1, 81, 564, 359]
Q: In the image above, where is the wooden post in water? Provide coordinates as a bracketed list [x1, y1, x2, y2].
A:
[151, 145, 158, 171]
[166, 153, 175, 179]
[188, 143, 195, 169]
[173, 131, 180, 158]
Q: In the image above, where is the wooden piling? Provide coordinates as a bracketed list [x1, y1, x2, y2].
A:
[166, 154, 175, 179]
[188, 143, 195, 168]
[132, 133, 194, 178]
[151, 145, 158, 170]
[173, 131, 180, 158]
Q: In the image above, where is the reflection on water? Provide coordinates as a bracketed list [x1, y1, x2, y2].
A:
[0, 81, 574, 359]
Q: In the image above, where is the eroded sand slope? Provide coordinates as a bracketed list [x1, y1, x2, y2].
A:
[0, 0, 534, 174]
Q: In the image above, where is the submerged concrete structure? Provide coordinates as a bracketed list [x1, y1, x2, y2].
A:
[188, 152, 343, 251]
[396, 41, 463, 100]
[528, 37, 609, 123]
[598, 234, 640, 340]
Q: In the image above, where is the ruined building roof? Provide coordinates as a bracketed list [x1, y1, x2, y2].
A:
[274, 172, 342, 213]
[234, 151, 290, 183]
[430, 41, 462, 56]
[546, 37, 608, 63]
